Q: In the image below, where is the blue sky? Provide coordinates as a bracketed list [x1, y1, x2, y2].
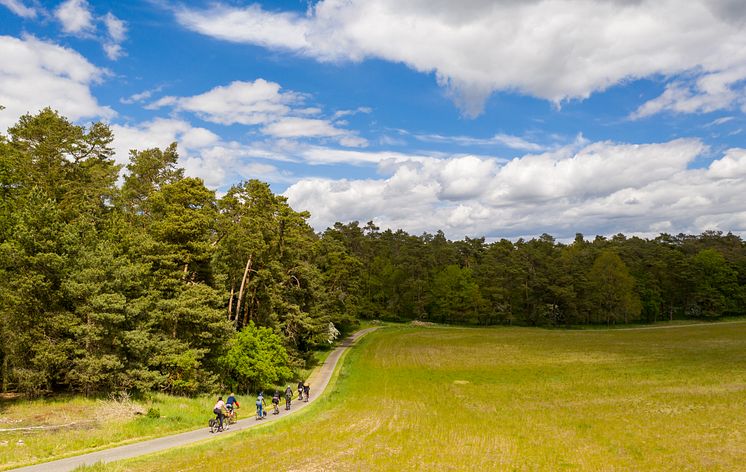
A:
[1, 0, 746, 240]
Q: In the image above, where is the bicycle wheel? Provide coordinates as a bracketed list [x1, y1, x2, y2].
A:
[209, 418, 216, 433]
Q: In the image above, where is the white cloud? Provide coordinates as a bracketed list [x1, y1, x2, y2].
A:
[262, 117, 367, 146]
[103, 12, 126, 42]
[54, 1, 127, 60]
[111, 118, 219, 165]
[111, 118, 289, 188]
[0, 35, 113, 131]
[706, 148, 746, 178]
[102, 12, 127, 60]
[55, 0, 94, 35]
[120, 86, 164, 105]
[150, 79, 368, 147]
[176, 3, 311, 51]
[705, 116, 735, 127]
[0, 0, 38, 18]
[332, 106, 372, 119]
[415, 132, 545, 151]
[176, 0, 746, 117]
[284, 139, 746, 239]
[632, 66, 746, 119]
[149, 79, 300, 125]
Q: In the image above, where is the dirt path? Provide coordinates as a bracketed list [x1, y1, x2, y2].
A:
[12, 328, 377, 472]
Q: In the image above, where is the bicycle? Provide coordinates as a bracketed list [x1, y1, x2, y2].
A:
[255, 404, 266, 420]
[272, 401, 280, 415]
[225, 406, 238, 425]
[209, 415, 227, 433]
[285, 395, 292, 410]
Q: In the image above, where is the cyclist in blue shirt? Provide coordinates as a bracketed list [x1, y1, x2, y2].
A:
[255, 392, 266, 420]
[226, 393, 239, 421]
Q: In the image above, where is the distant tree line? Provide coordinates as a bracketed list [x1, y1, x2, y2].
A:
[323, 223, 745, 326]
[1, 108, 744, 395]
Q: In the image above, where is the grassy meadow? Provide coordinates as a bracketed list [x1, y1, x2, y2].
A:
[84, 322, 746, 471]
[0, 393, 218, 470]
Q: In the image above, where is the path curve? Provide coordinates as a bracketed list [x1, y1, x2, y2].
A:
[12, 328, 377, 472]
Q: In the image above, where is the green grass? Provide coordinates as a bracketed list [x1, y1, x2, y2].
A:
[0, 393, 228, 470]
[91, 321, 746, 471]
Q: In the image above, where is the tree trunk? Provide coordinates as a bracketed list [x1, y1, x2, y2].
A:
[228, 282, 235, 323]
[236, 255, 253, 327]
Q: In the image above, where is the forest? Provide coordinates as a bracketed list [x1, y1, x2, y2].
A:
[1, 108, 745, 396]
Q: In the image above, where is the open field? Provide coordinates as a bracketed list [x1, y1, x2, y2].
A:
[87, 322, 746, 471]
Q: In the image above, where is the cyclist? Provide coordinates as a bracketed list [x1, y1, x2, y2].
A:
[303, 383, 310, 402]
[255, 392, 266, 420]
[284, 385, 293, 410]
[213, 396, 227, 430]
[272, 390, 280, 414]
[297, 381, 304, 401]
[226, 392, 240, 422]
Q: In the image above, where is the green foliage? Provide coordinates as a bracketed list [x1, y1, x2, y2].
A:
[220, 322, 292, 392]
[689, 248, 739, 318]
[429, 265, 483, 323]
[588, 249, 641, 324]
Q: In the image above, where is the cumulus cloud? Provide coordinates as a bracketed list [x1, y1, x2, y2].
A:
[632, 66, 746, 119]
[176, 0, 746, 117]
[150, 79, 368, 147]
[0, 0, 38, 18]
[55, 0, 94, 35]
[149, 79, 301, 125]
[0, 35, 113, 132]
[284, 139, 746, 239]
[111, 118, 290, 188]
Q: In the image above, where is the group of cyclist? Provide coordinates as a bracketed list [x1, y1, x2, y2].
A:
[212, 381, 310, 431]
